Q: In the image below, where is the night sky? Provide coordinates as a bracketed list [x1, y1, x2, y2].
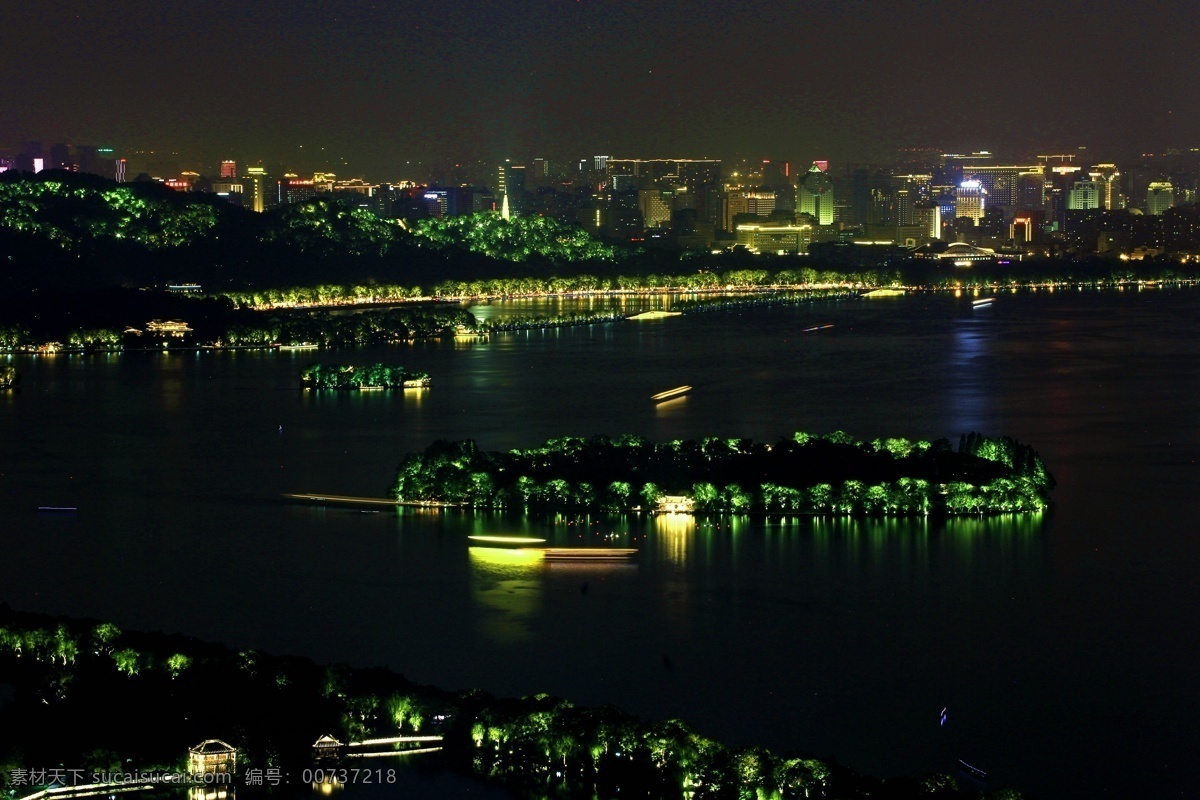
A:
[3, 0, 1198, 178]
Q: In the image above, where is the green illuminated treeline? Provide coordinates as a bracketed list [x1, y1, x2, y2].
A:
[0, 606, 1020, 799]
[410, 212, 619, 262]
[299, 363, 429, 389]
[392, 432, 1054, 515]
[214, 272, 889, 309]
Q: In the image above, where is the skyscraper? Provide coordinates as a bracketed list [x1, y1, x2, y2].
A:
[797, 163, 834, 225]
[220, 161, 237, 179]
[1146, 182, 1174, 215]
[1090, 164, 1122, 209]
[955, 180, 986, 223]
[243, 167, 270, 212]
[1067, 181, 1100, 210]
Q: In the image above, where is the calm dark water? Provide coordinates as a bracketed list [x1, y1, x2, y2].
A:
[3, 288, 1199, 799]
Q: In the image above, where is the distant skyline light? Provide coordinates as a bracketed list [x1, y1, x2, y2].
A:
[2, 1, 1199, 178]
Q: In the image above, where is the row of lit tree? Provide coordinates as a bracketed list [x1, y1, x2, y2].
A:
[391, 432, 1054, 515]
[299, 363, 429, 390]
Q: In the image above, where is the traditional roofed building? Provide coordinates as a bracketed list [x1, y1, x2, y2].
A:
[189, 739, 238, 775]
[312, 734, 344, 762]
[657, 495, 695, 513]
[145, 319, 193, 338]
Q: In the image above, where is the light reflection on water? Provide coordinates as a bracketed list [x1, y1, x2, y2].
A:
[6, 290, 1200, 800]
[468, 546, 543, 643]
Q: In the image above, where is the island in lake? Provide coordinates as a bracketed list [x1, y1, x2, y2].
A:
[392, 431, 1054, 515]
[300, 363, 430, 390]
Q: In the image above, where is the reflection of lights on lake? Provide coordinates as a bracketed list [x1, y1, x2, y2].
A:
[313, 778, 343, 795]
[655, 513, 694, 566]
[468, 546, 543, 643]
[467, 546, 545, 566]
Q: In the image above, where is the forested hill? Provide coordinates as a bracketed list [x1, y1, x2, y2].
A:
[0, 172, 623, 291]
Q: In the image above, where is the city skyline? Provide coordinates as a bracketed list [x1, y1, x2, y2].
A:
[3, 0, 1198, 178]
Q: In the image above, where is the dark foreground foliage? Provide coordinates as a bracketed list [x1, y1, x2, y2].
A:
[0, 605, 1024, 800]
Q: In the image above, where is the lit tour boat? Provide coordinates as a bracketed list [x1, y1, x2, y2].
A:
[542, 548, 639, 562]
[651, 385, 691, 402]
[467, 535, 548, 547]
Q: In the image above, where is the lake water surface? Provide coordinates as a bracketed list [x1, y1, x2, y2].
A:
[3, 288, 1198, 799]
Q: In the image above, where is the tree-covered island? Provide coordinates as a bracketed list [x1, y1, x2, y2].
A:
[0, 605, 1025, 800]
[300, 363, 430, 389]
[391, 432, 1054, 515]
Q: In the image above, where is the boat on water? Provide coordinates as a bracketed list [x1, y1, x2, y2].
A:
[37, 506, 77, 513]
[542, 548, 638, 562]
[957, 759, 987, 781]
[467, 535, 548, 547]
[801, 323, 835, 332]
[627, 310, 682, 320]
[972, 297, 995, 309]
[651, 385, 691, 401]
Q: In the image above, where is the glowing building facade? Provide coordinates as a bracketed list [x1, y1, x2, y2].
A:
[955, 180, 986, 223]
[1146, 182, 1174, 215]
[797, 162, 834, 225]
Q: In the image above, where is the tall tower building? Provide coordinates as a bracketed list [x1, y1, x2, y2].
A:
[243, 167, 270, 212]
[1090, 164, 1122, 209]
[955, 180, 987, 223]
[497, 162, 526, 212]
[797, 162, 834, 225]
[1067, 180, 1100, 210]
[1146, 182, 1174, 215]
[220, 160, 237, 179]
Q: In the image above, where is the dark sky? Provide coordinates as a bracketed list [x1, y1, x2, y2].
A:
[2, 0, 1198, 178]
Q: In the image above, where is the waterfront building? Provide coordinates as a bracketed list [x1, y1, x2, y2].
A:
[145, 320, 193, 337]
[734, 222, 813, 254]
[188, 740, 238, 775]
[312, 734, 343, 762]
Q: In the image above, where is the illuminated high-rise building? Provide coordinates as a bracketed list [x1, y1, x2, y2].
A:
[497, 162, 525, 212]
[911, 202, 941, 240]
[722, 189, 775, 231]
[277, 176, 318, 206]
[960, 164, 1044, 212]
[243, 167, 270, 212]
[1090, 164, 1122, 209]
[1146, 182, 1174, 215]
[797, 162, 834, 225]
[220, 160, 237, 179]
[638, 189, 674, 228]
[955, 180, 986, 223]
[1067, 180, 1100, 210]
